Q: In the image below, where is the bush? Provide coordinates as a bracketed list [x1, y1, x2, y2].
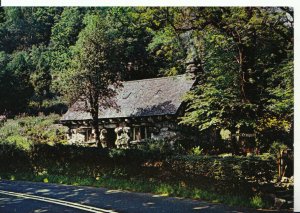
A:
[28, 98, 68, 115]
[190, 146, 203, 156]
[29, 144, 112, 176]
[0, 142, 280, 209]
[250, 195, 265, 208]
[136, 139, 174, 157]
[165, 154, 276, 185]
[0, 143, 33, 173]
[6, 135, 31, 150]
[0, 114, 67, 149]
[269, 141, 288, 156]
[0, 141, 277, 185]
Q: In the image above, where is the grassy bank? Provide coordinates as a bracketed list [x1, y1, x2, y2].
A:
[0, 172, 267, 209]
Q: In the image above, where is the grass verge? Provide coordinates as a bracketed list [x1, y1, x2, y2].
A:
[0, 172, 269, 209]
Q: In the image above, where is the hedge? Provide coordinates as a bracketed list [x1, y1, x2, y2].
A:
[165, 154, 276, 184]
[0, 143, 277, 187]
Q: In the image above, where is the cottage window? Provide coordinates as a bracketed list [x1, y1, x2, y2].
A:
[132, 126, 149, 141]
[68, 129, 72, 139]
[83, 128, 92, 142]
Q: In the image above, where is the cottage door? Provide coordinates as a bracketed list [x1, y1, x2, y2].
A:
[106, 128, 116, 148]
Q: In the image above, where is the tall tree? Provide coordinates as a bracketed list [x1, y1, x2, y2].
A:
[50, 7, 85, 50]
[0, 51, 33, 113]
[49, 8, 86, 95]
[30, 46, 52, 104]
[106, 7, 162, 80]
[176, 7, 293, 151]
[61, 14, 123, 146]
[133, 7, 188, 77]
[0, 7, 60, 53]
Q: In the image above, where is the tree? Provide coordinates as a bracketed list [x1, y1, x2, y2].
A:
[50, 7, 85, 50]
[106, 7, 163, 80]
[0, 51, 33, 113]
[0, 7, 59, 53]
[61, 14, 123, 146]
[133, 7, 188, 77]
[0, 7, 293, 152]
[176, 7, 293, 152]
[30, 48, 52, 103]
[139, 7, 293, 152]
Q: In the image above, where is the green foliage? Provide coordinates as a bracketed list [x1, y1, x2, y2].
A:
[0, 141, 283, 209]
[0, 114, 67, 149]
[49, 8, 85, 95]
[0, 8, 60, 53]
[190, 146, 203, 156]
[166, 154, 276, 184]
[57, 13, 124, 105]
[28, 98, 68, 115]
[137, 139, 175, 156]
[0, 7, 294, 154]
[107, 140, 177, 164]
[250, 195, 264, 209]
[176, 7, 293, 151]
[6, 135, 31, 150]
[30, 49, 52, 99]
[268, 141, 288, 156]
[0, 51, 33, 113]
[0, 144, 274, 209]
[50, 8, 84, 50]
[147, 25, 186, 75]
[0, 143, 33, 173]
[0, 142, 277, 187]
[108, 148, 127, 158]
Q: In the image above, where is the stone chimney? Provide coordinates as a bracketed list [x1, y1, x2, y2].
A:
[185, 59, 199, 77]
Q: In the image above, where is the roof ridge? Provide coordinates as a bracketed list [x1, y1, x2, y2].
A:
[123, 74, 187, 84]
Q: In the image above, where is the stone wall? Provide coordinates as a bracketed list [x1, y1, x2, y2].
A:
[66, 119, 185, 148]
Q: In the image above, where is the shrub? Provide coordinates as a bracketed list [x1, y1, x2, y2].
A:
[165, 154, 276, 185]
[108, 148, 127, 158]
[28, 98, 68, 115]
[0, 141, 281, 210]
[0, 114, 67, 149]
[190, 146, 203, 156]
[6, 135, 31, 150]
[269, 141, 288, 156]
[136, 139, 173, 157]
[0, 141, 277, 186]
[0, 143, 33, 173]
[250, 195, 265, 208]
[134, 139, 186, 159]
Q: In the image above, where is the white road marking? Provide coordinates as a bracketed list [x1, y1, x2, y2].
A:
[0, 190, 118, 213]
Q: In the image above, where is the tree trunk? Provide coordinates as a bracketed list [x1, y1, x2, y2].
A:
[90, 94, 101, 148]
[92, 114, 100, 148]
[230, 125, 240, 155]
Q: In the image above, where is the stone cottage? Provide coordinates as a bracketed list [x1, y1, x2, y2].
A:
[60, 64, 198, 148]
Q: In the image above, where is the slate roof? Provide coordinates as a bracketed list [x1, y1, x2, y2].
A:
[61, 74, 195, 121]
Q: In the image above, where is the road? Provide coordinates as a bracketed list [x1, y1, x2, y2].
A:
[0, 179, 258, 213]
